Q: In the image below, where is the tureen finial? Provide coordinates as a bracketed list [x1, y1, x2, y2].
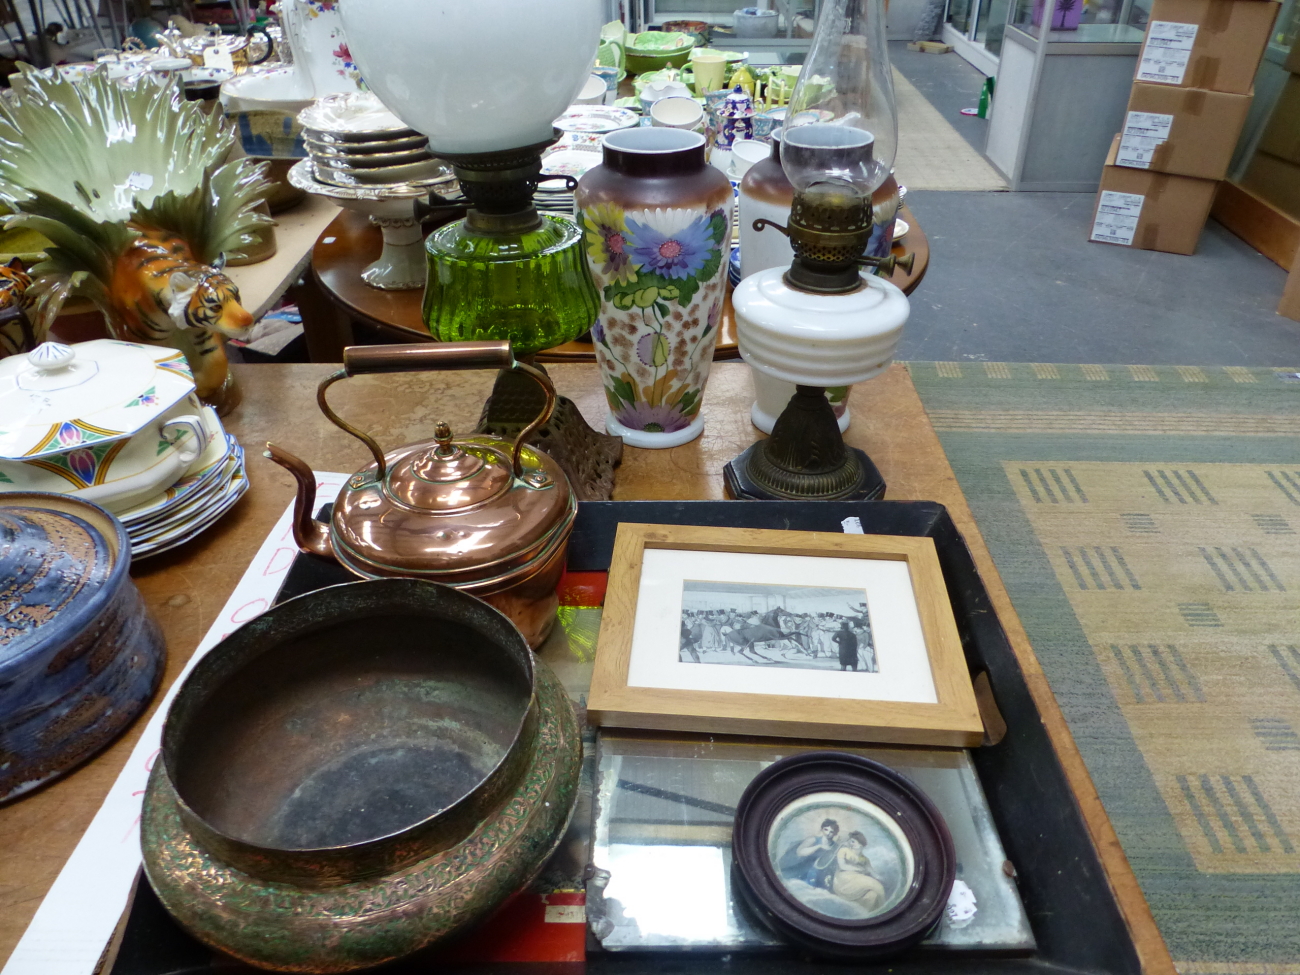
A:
[28, 342, 76, 372]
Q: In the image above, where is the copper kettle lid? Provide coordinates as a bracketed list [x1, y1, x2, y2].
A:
[385, 422, 515, 511]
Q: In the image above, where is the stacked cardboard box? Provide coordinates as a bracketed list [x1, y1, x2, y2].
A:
[1089, 0, 1280, 255]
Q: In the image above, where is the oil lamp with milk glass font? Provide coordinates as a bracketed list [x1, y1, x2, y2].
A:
[724, 0, 913, 501]
[336, 0, 622, 499]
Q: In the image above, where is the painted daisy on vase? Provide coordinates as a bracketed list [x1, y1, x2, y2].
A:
[576, 128, 733, 448]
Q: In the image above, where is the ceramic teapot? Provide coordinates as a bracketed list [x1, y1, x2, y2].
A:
[266, 341, 576, 648]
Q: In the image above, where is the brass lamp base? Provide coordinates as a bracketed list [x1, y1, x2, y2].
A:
[723, 384, 885, 501]
[477, 362, 623, 501]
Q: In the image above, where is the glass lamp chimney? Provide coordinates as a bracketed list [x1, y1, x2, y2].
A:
[781, 0, 897, 197]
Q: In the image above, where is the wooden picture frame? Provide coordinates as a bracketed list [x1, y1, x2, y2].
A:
[588, 524, 984, 747]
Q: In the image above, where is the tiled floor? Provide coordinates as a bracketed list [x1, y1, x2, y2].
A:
[890, 42, 1299, 367]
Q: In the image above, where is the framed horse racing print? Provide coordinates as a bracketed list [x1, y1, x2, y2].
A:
[587, 524, 984, 747]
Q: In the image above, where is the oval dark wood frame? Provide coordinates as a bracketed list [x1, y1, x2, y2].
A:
[732, 750, 956, 959]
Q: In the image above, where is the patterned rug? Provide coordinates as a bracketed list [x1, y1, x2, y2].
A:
[908, 361, 1300, 972]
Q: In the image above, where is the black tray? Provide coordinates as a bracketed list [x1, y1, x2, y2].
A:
[111, 501, 1139, 975]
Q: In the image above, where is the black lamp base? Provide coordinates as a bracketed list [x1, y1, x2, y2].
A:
[722, 384, 886, 501]
[723, 443, 885, 501]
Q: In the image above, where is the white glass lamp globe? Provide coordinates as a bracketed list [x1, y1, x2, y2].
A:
[338, 0, 602, 155]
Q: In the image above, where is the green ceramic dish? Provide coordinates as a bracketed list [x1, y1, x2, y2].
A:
[625, 31, 695, 74]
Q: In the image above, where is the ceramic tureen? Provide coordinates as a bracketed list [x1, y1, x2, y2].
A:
[0, 341, 215, 513]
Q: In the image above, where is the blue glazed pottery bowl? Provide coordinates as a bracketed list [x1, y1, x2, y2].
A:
[0, 493, 165, 803]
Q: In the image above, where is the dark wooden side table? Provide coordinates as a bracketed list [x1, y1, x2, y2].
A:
[301, 207, 931, 362]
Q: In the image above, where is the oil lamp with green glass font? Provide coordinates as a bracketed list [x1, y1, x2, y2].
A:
[337, 0, 621, 498]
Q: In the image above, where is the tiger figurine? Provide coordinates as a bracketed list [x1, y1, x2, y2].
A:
[0, 257, 39, 360]
[107, 225, 255, 410]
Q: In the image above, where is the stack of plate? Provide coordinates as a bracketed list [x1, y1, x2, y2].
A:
[539, 132, 603, 216]
[0, 340, 249, 562]
[300, 92, 451, 189]
[118, 431, 248, 559]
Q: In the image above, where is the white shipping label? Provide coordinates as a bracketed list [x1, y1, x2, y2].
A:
[1116, 111, 1175, 168]
[1137, 21, 1198, 84]
[1090, 191, 1145, 246]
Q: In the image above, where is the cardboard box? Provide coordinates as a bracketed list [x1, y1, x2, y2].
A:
[1117, 83, 1253, 178]
[1135, 0, 1280, 95]
[1258, 74, 1300, 165]
[1241, 150, 1300, 219]
[1089, 135, 1218, 255]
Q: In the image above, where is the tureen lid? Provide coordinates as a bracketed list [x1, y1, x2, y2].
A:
[331, 421, 576, 586]
[0, 341, 196, 461]
[0, 494, 122, 663]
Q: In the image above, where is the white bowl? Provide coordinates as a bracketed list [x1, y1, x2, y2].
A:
[575, 74, 608, 105]
[729, 138, 770, 177]
[650, 96, 705, 129]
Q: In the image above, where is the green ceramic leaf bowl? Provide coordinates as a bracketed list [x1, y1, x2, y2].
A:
[625, 31, 696, 74]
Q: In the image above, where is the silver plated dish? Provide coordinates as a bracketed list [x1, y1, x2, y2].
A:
[307, 145, 435, 169]
[303, 132, 430, 155]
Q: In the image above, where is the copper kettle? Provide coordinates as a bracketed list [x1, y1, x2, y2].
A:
[265, 341, 575, 649]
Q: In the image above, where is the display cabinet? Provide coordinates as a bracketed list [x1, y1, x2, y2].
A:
[983, 0, 1148, 190]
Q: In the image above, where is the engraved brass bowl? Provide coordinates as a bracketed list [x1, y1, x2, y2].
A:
[140, 578, 581, 973]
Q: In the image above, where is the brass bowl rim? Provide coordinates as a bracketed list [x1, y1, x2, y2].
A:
[159, 578, 535, 867]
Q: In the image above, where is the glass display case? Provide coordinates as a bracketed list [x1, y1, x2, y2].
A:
[983, 0, 1148, 189]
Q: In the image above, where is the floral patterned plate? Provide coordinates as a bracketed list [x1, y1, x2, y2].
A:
[117, 433, 236, 526]
[554, 106, 639, 134]
[127, 443, 243, 539]
[541, 146, 603, 179]
[130, 451, 248, 559]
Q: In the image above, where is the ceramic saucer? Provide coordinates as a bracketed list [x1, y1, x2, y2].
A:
[554, 105, 639, 134]
[298, 92, 417, 138]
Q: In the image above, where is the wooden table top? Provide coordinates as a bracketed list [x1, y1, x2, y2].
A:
[0, 362, 1169, 975]
[311, 205, 930, 362]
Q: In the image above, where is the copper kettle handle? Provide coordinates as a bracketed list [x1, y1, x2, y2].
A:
[316, 341, 557, 480]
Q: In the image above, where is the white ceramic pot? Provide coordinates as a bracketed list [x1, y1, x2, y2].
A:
[650, 96, 705, 130]
[733, 7, 779, 37]
[338, 0, 602, 154]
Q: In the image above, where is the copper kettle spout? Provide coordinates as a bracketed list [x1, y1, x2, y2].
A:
[264, 442, 334, 559]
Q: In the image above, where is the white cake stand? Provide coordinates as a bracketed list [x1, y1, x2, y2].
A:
[288, 159, 458, 290]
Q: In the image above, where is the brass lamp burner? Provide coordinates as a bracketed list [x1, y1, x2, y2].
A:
[432, 130, 564, 236]
[754, 180, 914, 295]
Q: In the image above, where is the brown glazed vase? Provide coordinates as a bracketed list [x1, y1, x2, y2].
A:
[575, 128, 733, 448]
